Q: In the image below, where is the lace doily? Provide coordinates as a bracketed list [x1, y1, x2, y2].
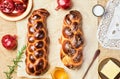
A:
[97, 0, 120, 49]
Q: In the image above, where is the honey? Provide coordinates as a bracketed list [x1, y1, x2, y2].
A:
[52, 67, 69, 79]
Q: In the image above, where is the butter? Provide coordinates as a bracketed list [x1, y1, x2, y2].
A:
[101, 60, 120, 79]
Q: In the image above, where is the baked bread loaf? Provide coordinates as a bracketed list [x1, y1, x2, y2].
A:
[25, 9, 50, 76]
[59, 10, 84, 69]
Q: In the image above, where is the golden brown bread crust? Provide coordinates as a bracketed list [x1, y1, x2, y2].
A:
[59, 10, 84, 69]
[25, 9, 50, 76]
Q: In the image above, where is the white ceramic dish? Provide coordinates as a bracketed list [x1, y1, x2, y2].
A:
[0, 0, 33, 21]
[92, 4, 105, 17]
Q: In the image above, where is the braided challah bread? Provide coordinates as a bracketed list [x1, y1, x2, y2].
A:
[59, 10, 84, 69]
[25, 9, 50, 76]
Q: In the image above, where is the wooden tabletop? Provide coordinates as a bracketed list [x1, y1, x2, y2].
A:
[0, 0, 119, 79]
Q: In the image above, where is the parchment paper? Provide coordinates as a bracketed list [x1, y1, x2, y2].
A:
[16, 0, 98, 79]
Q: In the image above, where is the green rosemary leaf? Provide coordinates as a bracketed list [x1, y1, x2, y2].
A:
[4, 45, 26, 79]
[7, 66, 13, 70]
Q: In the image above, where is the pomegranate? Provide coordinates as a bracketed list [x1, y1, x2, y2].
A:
[56, 0, 72, 10]
[13, 1, 27, 14]
[0, 0, 28, 16]
[0, 0, 15, 13]
[23, 0, 28, 3]
[13, 0, 23, 2]
[1, 34, 17, 50]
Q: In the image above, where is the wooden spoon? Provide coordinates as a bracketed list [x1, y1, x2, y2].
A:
[82, 49, 100, 79]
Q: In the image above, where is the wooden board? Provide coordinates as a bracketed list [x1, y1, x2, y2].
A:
[0, 0, 119, 79]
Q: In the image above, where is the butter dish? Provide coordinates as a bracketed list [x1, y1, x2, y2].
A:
[98, 58, 120, 79]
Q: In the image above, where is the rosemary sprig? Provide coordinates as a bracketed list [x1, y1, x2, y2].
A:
[4, 45, 26, 79]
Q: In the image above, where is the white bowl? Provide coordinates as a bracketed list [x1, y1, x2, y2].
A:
[0, 0, 33, 21]
[92, 4, 105, 17]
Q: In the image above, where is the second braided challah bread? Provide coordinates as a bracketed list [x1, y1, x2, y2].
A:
[59, 10, 84, 69]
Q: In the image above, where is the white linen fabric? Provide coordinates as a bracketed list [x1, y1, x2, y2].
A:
[97, 0, 120, 49]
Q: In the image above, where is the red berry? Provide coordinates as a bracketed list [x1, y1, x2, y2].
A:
[13, 1, 27, 14]
[0, 0, 15, 13]
[1, 34, 17, 50]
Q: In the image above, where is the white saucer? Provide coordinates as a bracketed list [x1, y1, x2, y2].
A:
[0, 0, 33, 21]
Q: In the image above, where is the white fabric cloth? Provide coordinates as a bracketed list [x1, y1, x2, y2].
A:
[97, 0, 120, 49]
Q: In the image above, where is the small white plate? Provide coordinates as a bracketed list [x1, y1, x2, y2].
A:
[0, 0, 33, 21]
